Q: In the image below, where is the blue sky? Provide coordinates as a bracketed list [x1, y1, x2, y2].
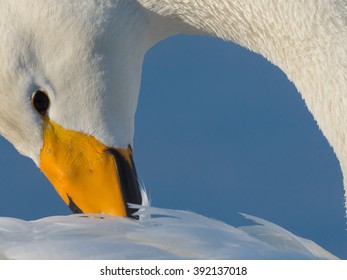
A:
[0, 34, 346, 259]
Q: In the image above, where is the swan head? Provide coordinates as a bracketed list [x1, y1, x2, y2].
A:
[0, 2, 148, 216]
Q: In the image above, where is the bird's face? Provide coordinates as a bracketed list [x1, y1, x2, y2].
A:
[0, 1, 148, 217]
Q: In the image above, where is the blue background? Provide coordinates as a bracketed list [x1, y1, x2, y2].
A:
[0, 35, 346, 259]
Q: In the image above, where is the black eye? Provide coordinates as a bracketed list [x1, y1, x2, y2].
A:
[32, 90, 50, 116]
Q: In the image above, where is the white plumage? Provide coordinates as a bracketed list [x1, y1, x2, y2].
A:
[0, 207, 337, 260]
[0, 0, 345, 259]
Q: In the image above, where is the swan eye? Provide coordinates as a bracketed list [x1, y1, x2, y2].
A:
[32, 90, 50, 116]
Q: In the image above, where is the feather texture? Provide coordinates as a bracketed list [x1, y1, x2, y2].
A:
[0, 207, 338, 260]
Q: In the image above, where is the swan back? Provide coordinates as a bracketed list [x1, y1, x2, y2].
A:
[0, 207, 338, 259]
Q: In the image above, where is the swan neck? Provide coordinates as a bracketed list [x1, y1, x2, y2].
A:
[139, 0, 347, 211]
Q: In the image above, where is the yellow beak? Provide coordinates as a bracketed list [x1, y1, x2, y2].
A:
[39, 118, 142, 217]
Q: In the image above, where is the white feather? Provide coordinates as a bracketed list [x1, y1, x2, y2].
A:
[0, 207, 338, 260]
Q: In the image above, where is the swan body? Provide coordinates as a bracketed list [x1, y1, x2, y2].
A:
[0, 207, 337, 260]
[0, 0, 345, 258]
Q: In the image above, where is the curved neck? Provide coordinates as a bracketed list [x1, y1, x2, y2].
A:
[138, 0, 347, 208]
